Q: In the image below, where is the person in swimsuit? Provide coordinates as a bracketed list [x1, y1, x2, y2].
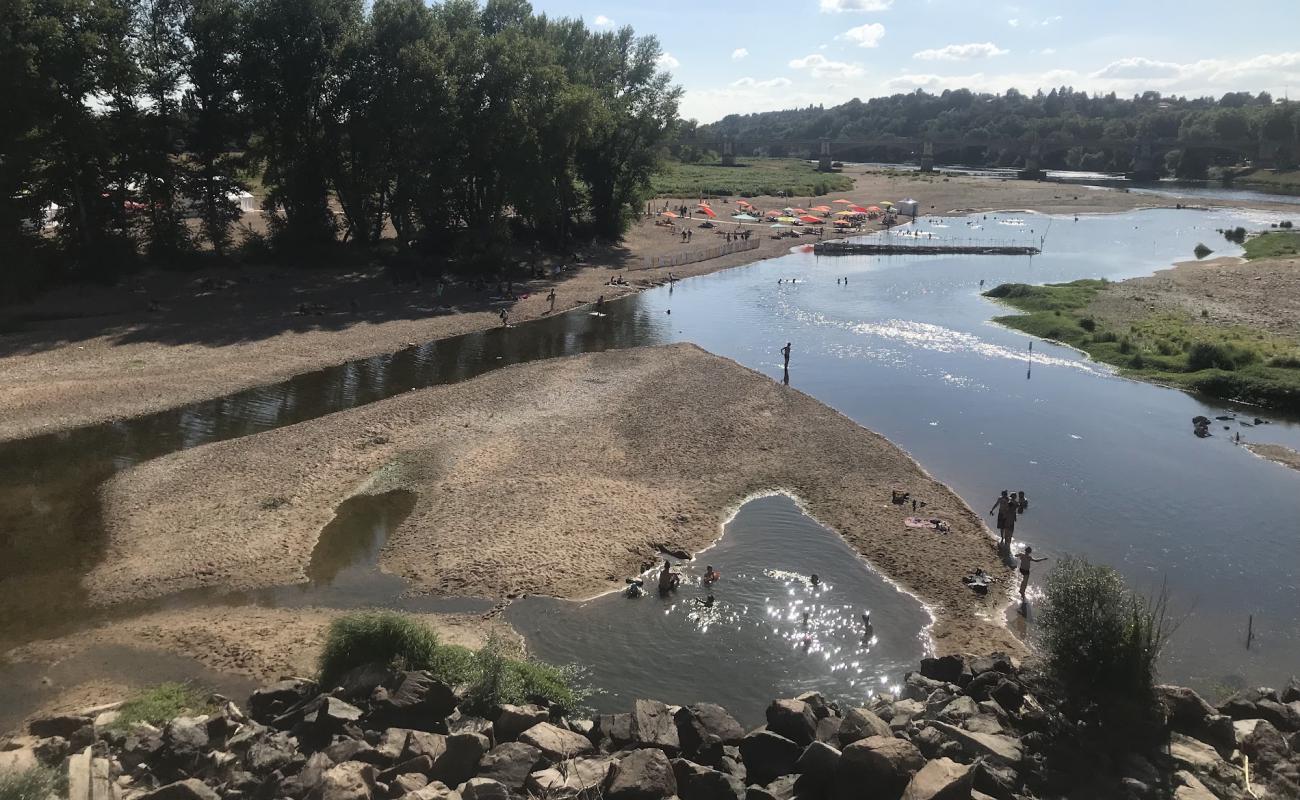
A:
[990, 490, 1015, 551]
[1016, 491, 1028, 513]
[703, 565, 721, 584]
[658, 559, 681, 593]
[1017, 547, 1048, 598]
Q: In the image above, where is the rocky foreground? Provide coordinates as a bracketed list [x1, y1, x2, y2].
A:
[2, 654, 1298, 800]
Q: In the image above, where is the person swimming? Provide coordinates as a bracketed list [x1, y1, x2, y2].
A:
[658, 559, 681, 594]
[703, 565, 721, 584]
[810, 573, 821, 586]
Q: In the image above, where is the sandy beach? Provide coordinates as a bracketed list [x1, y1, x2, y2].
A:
[86, 344, 1023, 658]
[1244, 443, 1300, 472]
[0, 169, 1183, 443]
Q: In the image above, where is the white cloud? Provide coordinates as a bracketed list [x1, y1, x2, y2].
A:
[789, 53, 865, 79]
[1040, 15, 1062, 25]
[732, 48, 749, 61]
[1038, 48, 1057, 56]
[1091, 57, 1182, 79]
[819, 0, 893, 12]
[731, 77, 793, 88]
[656, 52, 680, 70]
[592, 14, 614, 27]
[913, 42, 1008, 61]
[1007, 18, 1019, 27]
[839, 23, 886, 49]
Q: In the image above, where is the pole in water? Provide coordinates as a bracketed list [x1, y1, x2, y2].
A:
[1247, 615, 1254, 650]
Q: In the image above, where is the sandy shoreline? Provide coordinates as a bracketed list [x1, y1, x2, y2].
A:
[0, 169, 1190, 443]
[1244, 442, 1300, 472]
[86, 344, 1023, 659]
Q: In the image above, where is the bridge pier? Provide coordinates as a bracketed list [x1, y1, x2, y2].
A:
[919, 141, 934, 173]
[818, 138, 833, 172]
[721, 137, 736, 167]
[1127, 138, 1156, 181]
[1017, 138, 1045, 180]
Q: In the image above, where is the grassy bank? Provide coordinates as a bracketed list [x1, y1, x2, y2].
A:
[1234, 168, 1300, 190]
[985, 280, 1300, 411]
[1244, 230, 1300, 260]
[652, 158, 853, 198]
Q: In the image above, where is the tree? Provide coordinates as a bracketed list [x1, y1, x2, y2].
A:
[138, 0, 193, 260]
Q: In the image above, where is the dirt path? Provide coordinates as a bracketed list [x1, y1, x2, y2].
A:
[0, 169, 1192, 443]
[86, 344, 1024, 659]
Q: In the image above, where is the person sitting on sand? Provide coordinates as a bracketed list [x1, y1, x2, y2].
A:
[703, 565, 721, 584]
[1016, 547, 1048, 598]
[658, 559, 681, 593]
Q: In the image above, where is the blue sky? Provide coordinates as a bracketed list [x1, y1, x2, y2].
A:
[533, 0, 1300, 122]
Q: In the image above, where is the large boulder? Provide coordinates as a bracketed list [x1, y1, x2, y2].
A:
[408, 781, 462, 800]
[738, 731, 801, 786]
[920, 656, 967, 687]
[314, 761, 379, 800]
[1255, 700, 1300, 733]
[836, 708, 892, 747]
[795, 741, 841, 785]
[766, 700, 817, 747]
[27, 715, 92, 740]
[459, 777, 510, 800]
[605, 748, 677, 800]
[372, 672, 458, 731]
[1158, 686, 1217, 731]
[249, 679, 319, 724]
[476, 742, 542, 790]
[402, 731, 448, 763]
[676, 704, 745, 753]
[526, 755, 615, 799]
[966, 654, 1013, 677]
[927, 722, 1022, 766]
[430, 732, 490, 786]
[901, 758, 972, 800]
[834, 736, 924, 800]
[1282, 678, 1300, 704]
[494, 705, 549, 743]
[672, 758, 746, 800]
[594, 714, 633, 750]
[630, 700, 680, 752]
[1233, 719, 1291, 769]
[0, 747, 39, 775]
[136, 779, 222, 800]
[519, 722, 596, 762]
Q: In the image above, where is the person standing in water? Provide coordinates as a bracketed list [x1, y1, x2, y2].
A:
[1017, 547, 1048, 598]
[781, 342, 792, 370]
[990, 490, 1016, 552]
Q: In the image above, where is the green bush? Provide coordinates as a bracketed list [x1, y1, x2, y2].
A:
[319, 611, 446, 687]
[462, 637, 590, 716]
[0, 766, 66, 800]
[112, 683, 214, 730]
[1038, 556, 1174, 739]
[1187, 341, 1239, 371]
[1129, 352, 1146, 369]
[1079, 318, 1097, 332]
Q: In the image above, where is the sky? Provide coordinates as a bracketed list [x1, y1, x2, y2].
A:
[532, 0, 1300, 122]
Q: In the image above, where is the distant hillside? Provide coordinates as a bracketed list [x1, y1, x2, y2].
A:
[694, 89, 1298, 174]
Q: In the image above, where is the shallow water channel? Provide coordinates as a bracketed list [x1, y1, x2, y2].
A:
[2, 207, 1299, 714]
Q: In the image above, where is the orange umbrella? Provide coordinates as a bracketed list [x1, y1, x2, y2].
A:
[834, 219, 853, 226]
[798, 215, 821, 224]
[764, 210, 783, 218]
[661, 211, 678, 218]
[697, 205, 717, 218]
[737, 199, 753, 208]
[811, 205, 832, 212]
[865, 205, 882, 212]
[792, 208, 807, 215]
[849, 205, 869, 213]
[832, 199, 854, 204]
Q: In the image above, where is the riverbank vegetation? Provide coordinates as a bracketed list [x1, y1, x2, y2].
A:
[2, 0, 679, 297]
[985, 280, 1300, 410]
[0, 765, 64, 800]
[319, 612, 587, 714]
[650, 158, 853, 199]
[1244, 230, 1300, 259]
[110, 683, 215, 730]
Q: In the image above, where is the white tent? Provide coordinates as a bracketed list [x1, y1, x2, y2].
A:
[897, 198, 919, 217]
[227, 190, 256, 213]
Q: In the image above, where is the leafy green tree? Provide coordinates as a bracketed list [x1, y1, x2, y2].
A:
[138, 0, 194, 260]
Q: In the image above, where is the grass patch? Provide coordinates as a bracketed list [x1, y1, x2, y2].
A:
[0, 766, 66, 800]
[985, 281, 1300, 411]
[651, 158, 853, 199]
[318, 612, 588, 715]
[112, 683, 215, 730]
[1235, 168, 1300, 190]
[1243, 230, 1300, 260]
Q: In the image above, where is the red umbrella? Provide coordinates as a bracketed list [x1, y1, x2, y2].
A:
[798, 215, 821, 224]
[832, 199, 854, 205]
[697, 205, 717, 218]
[849, 205, 869, 213]
[764, 210, 783, 218]
[661, 211, 678, 218]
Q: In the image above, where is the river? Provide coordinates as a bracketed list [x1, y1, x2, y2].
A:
[1, 207, 1297, 720]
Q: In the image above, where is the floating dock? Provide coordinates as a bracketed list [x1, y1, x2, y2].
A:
[813, 242, 1040, 256]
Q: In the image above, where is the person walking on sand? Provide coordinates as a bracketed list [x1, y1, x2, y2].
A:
[1017, 546, 1048, 598]
[546, 288, 556, 313]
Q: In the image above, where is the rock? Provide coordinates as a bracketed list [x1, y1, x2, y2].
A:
[494, 705, 549, 743]
[1233, 719, 1291, 768]
[247, 739, 296, 773]
[31, 736, 70, 766]
[137, 778, 222, 800]
[836, 708, 892, 746]
[335, 663, 399, 700]
[989, 681, 1023, 714]
[594, 714, 633, 749]
[927, 722, 1022, 766]
[402, 732, 448, 764]
[316, 762, 379, 800]
[765, 700, 817, 747]
[971, 760, 1017, 800]
[249, 679, 319, 723]
[526, 755, 615, 798]
[795, 693, 831, 720]
[476, 742, 541, 790]
[1158, 685, 1217, 731]
[911, 726, 945, 759]
[764, 775, 798, 800]
[902, 673, 950, 703]
[962, 673, 1002, 703]
[392, 774, 430, 796]
[630, 700, 680, 752]
[1282, 678, 1300, 704]
[1255, 699, 1300, 732]
[519, 722, 596, 762]
[459, 777, 510, 800]
[671, 758, 745, 800]
[1172, 770, 1218, 800]
[605, 748, 677, 800]
[834, 736, 924, 800]
[407, 781, 462, 800]
[966, 654, 1013, 677]
[738, 731, 801, 786]
[296, 752, 336, 796]
[676, 704, 745, 753]
[28, 714, 93, 739]
[0, 747, 38, 775]
[381, 756, 434, 783]
[430, 732, 489, 786]
[900, 758, 972, 800]
[447, 713, 494, 744]
[815, 716, 842, 744]
[1169, 733, 1226, 773]
[939, 697, 979, 722]
[962, 715, 1003, 736]
[1218, 695, 1261, 721]
[372, 672, 458, 731]
[794, 741, 840, 783]
[377, 729, 416, 762]
[920, 655, 967, 686]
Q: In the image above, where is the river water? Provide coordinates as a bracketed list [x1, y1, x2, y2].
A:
[2, 207, 1298, 717]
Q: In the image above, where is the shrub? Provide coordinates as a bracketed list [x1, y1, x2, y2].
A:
[462, 636, 590, 716]
[1037, 556, 1175, 740]
[1118, 337, 1132, 355]
[1267, 354, 1300, 369]
[1193, 243, 1212, 259]
[1094, 330, 1118, 343]
[1187, 341, 1238, 371]
[1079, 317, 1096, 332]
[1129, 352, 1146, 369]
[319, 612, 444, 687]
[113, 683, 214, 730]
[0, 766, 65, 800]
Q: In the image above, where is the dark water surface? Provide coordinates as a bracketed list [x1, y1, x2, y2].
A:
[2, 207, 1299, 705]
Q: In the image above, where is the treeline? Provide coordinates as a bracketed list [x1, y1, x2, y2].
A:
[1, 0, 679, 296]
[698, 88, 1300, 175]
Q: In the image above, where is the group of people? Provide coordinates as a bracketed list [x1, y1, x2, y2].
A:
[990, 489, 1046, 598]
